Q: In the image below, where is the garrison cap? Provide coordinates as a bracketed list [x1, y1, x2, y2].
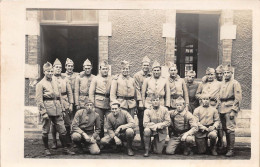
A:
[175, 96, 185, 104]
[99, 60, 109, 68]
[110, 100, 121, 107]
[83, 59, 92, 67]
[152, 60, 161, 69]
[150, 93, 160, 100]
[142, 56, 151, 63]
[43, 62, 53, 71]
[223, 64, 233, 72]
[53, 58, 62, 67]
[65, 58, 74, 65]
[186, 70, 196, 77]
[200, 93, 210, 99]
[215, 65, 224, 73]
[206, 67, 215, 74]
[121, 60, 130, 68]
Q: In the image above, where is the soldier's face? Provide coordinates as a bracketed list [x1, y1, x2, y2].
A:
[111, 104, 120, 116]
[44, 68, 53, 79]
[65, 64, 74, 73]
[84, 65, 92, 75]
[206, 72, 215, 82]
[176, 103, 185, 112]
[186, 75, 195, 83]
[142, 62, 150, 72]
[151, 98, 160, 107]
[216, 72, 223, 81]
[152, 67, 161, 78]
[169, 67, 178, 77]
[53, 65, 62, 75]
[201, 97, 210, 107]
[85, 103, 94, 113]
[100, 66, 109, 77]
[122, 67, 130, 77]
[224, 71, 232, 81]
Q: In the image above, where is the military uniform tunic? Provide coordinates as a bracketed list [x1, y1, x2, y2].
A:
[185, 79, 200, 113]
[61, 72, 79, 93]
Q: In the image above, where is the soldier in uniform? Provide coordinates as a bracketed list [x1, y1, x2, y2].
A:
[219, 64, 242, 157]
[143, 93, 171, 157]
[110, 60, 137, 118]
[193, 93, 220, 155]
[215, 65, 224, 82]
[133, 56, 151, 149]
[61, 58, 79, 117]
[142, 60, 170, 109]
[89, 60, 112, 138]
[100, 100, 135, 156]
[196, 68, 221, 108]
[75, 59, 95, 110]
[71, 99, 101, 155]
[165, 97, 198, 156]
[36, 62, 75, 156]
[51, 59, 74, 149]
[184, 70, 199, 114]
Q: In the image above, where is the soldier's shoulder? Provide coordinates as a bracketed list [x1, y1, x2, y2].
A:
[112, 74, 120, 80]
[75, 109, 85, 115]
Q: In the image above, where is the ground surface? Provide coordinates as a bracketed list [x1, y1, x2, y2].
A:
[24, 138, 251, 159]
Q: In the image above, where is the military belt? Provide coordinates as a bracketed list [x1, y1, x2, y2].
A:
[220, 97, 235, 102]
[117, 96, 135, 100]
[61, 92, 67, 96]
[43, 97, 60, 101]
[95, 92, 110, 98]
[172, 129, 189, 137]
[147, 94, 165, 99]
[80, 93, 89, 96]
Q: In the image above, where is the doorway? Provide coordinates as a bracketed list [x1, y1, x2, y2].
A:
[176, 13, 220, 78]
[40, 25, 98, 77]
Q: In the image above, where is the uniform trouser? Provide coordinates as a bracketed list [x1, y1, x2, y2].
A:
[166, 135, 195, 155]
[71, 132, 100, 155]
[42, 115, 67, 137]
[137, 107, 145, 145]
[195, 130, 218, 154]
[143, 128, 165, 154]
[95, 107, 110, 138]
[101, 128, 135, 146]
[122, 107, 136, 118]
[220, 112, 237, 133]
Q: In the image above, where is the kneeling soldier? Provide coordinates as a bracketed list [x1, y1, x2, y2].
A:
[71, 100, 101, 155]
[193, 93, 220, 155]
[143, 93, 171, 157]
[166, 97, 198, 156]
[36, 62, 75, 156]
[100, 100, 135, 156]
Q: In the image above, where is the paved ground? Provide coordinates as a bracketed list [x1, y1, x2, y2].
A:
[24, 136, 251, 159]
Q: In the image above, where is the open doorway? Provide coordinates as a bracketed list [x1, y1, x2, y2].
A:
[176, 13, 220, 78]
[40, 25, 98, 78]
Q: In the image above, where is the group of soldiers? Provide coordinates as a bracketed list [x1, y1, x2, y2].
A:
[36, 56, 242, 157]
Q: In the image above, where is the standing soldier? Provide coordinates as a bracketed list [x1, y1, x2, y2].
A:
[51, 59, 74, 149]
[133, 56, 151, 149]
[89, 60, 112, 138]
[165, 97, 198, 156]
[71, 100, 101, 155]
[110, 60, 137, 118]
[219, 64, 242, 157]
[142, 60, 170, 109]
[36, 62, 75, 156]
[62, 58, 79, 117]
[196, 67, 221, 108]
[75, 59, 95, 110]
[185, 70, 199, 114]
[143, 93, 171, 157]
[100, 100, 136, 156]
[193, 93, 220, 155]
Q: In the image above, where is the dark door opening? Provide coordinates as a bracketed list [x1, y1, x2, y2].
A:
[40, 25, 98, 78]
[176, 13, 219, 78]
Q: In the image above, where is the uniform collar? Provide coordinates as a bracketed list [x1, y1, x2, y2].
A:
[177, 109, 187, 117]
[169, 75, 180, 82]
[121, 74, 129, 80]
[66, 71, 73, 75]
[141, 70, 151, 77]
[45, 76, 52, 82]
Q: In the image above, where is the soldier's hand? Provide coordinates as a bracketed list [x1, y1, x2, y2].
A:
[90, 136, 96, 144]
[114, 136, 122, 145]
[157, 124, 163, 130]
[42, 113, 49, 120]
[208, 126, 215, 132]
[115, 127, 122, 136]
[201, 126, 208, 132]
[230, 110, 236, 120]
[62, 111, 66, 117]
[82, 133, 91, 142]
[181, 133, 188, 141]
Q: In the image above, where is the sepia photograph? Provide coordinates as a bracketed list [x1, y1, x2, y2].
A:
[1, 0, 260, 167]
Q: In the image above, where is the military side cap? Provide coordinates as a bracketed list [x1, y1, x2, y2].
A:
[175, 96, 185, 104]
[142, 56, 151, 63]
[65, 58, 74, 65]
[110, 100, 121, 107]
[150, 93, 160, 100]
[206, 67, 215, 74]
[167, 62, 177, 69]
[215, 65, 224, 73]
[200, 93, 210, 99]
[152, 60, 161, 69]
[121, 60, 130, 67]
[53, 58, 62, 67]
[43, 62, 53, 71]
[186, 70, 196, 77]
[100, 60, 109, 68]
[83, 59, 92, 66]
[85, 99, 94, 105]
[223, 63, 233, 72]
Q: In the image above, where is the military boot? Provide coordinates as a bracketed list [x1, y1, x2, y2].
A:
[65, 126, 72, 146]
[42, 136, 51, 156]
[217, 129, 224, 151]
[210, 139, 218, 156]
[143, 136, 151, 157]
[59, 135, 76, 155]
[126, 137, 134, 156]
[183, 143, 192, 156]
[51, 130, 58, 149]
[74, 141, 84, 154]
[225, 132, 235, 157]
